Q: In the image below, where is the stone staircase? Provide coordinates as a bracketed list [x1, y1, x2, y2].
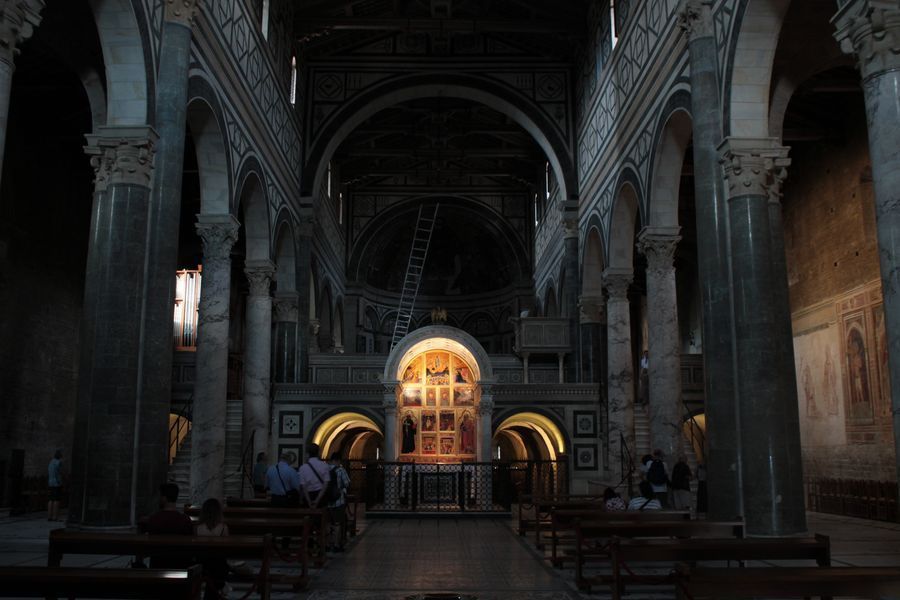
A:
[166, 396, 246, 503]
[632, 402, 703, 506]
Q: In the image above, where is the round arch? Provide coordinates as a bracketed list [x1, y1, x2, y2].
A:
[725, 0, 791, 137]
[384, 325, 494, 383]
[607, 171, 643, 271]
[187, 91, 231, 216]
[90, 0, 150, 125]
[543, 285, 559, 317]
[310, 410, 384, 461]
[648, 98, 693, 229]
[236, 169, 271, 263]
[582, 223, 606, 298]
[273, 211, 297, 293]
[492, 410, 568, 460]
[304, 75, 575, 202]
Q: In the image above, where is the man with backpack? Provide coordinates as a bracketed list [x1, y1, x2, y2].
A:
[644, 448, 670, 508]
[327, 452, 351, 552]
[299, 443, 331, 508]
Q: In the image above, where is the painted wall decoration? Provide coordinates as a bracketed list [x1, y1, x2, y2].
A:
[397, 350, 478, 462]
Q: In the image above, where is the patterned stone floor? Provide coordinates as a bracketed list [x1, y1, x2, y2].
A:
[2, 510, 900, 598]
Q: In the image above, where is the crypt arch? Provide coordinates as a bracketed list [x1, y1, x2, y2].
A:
[310, 409, 385, 462]
[492, 409, 568, 462]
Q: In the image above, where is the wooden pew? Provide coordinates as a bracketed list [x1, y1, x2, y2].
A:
[549, 509, 690, 567]
[225, 496, 271, 508]
[47, 530, 277, 598]
[607, 534, 830, 599]
[517, 494, 602, 538]
[573, 520, 744, 592]
[0, 565, 203, 599]
[674, 565, 900, 599]
[185, 506, 326, 567]
[529, 498, 607, 548]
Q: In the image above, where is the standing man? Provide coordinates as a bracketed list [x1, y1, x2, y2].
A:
[47, 450, 63, 522]
[252, 452, 268, 497]
[670, 455, 693, 511]
[266, 452, 301, 507]
[645, 449, 670, 508]
[327, 452, 351, 552]
[298, 443, 330, 508]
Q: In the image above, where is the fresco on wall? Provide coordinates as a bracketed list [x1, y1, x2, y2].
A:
[873, 304, 892, 417]
[794, 325, 846, 449]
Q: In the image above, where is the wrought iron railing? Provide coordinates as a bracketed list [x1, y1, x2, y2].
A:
[356, 460, 567, 512]
[618, 431, 636, 497]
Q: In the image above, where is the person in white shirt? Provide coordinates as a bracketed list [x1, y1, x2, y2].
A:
[627, 480, 662, 511]
[298, 443, 331, 507]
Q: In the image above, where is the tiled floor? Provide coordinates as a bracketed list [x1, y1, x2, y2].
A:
[2, 510, 900, 599]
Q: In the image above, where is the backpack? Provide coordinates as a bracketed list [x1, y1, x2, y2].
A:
[312, 464, 342, 504]
[647, 459, 667, 486]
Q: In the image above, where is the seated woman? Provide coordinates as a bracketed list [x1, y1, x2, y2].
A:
[627, 480, 662, 511]
[603, 487, 627, 511]
[196, 498, 230, 599]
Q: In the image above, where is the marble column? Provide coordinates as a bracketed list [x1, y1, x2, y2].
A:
[344, 284, 364, 353]
[295, 204, 313, 381]
[0, 0, 43, 190]
[719, 138, 806, 536]
[679, 0, 742, 521]
[69, 126, 157, 527]
[603, 269, 635, 488]
[638, 228, 684, 464]
[382, 382, 399, 461]
[137, 0, 201, 519]
[272, 293, 299, 383]
[579, 295, 607, 385]
[562, 201, 581, 382]
[243, 260, 275, 471]
[477, 390, 495, 509]
[833, 0, 900, 499]
[191, 214, 239, 504]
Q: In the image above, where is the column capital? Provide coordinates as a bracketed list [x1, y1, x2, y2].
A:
[718, 137, 791, 199]
[833, 0, 900, 81]
[637, 227, 681, 278]
[679, 0, 715, 42]
[382, 381, 399, 409]
[477, 394, 494, 416]
[84, 126, 158, 190]
[0, 0, 44, 67]
[195, 214, 239, 260]
[164, 0, 202, 27]
[245, 259, 275, 297]
[602, 269, 633, 300]
[578, 294, 607, 324]
[273, 292, 299, 322]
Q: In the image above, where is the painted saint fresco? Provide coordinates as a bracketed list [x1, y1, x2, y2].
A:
[397, 350, 478, 461]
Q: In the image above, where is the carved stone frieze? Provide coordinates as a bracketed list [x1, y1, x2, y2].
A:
[678, 0, 715, 42]
[833, 0, 900, 81]
[164, 0, 201, 28]
[195, 215, 239, 261]
[245, 260, 276, 297]
[84, 126, 158, 190]
[718, 138, 791, 200]
[0, 0, 44, 67]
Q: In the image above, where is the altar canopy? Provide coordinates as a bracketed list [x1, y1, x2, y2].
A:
[397, 350, 478, 462]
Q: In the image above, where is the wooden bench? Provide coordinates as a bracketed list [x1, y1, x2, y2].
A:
[517, 494, 603, 536]
[47, 530, 278, 598]
[675, 565, 900, 599]
[606, 534, 831, 599]
[549, 509, 690, 567]
[0, 565, 202, 599]
[185, 506, 325, 567]
[528, 498, 607, 548]
[573, 520, 744, 592]
[226, 494, 358, 536]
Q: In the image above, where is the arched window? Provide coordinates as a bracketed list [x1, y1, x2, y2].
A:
[534, 192, 540, 226]
[289, 55, 297, 106]
[338, 191, 343, 225]
[610, 0, 619, 49]
[261, 0, 271, 40]
[544, 161, 550, 200]
[326, 161, 333, 199]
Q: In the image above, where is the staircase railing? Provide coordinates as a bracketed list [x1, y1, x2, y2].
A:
[167, 394, 193, 465]
[391, 203, 439, 349]
[682, 398, 706, 463]
[236, 429, 256, 499]
[617, 431, 636, 497]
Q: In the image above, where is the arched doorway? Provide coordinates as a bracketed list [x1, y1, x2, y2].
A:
[311, 411, 384, 461]
[493, 410, 568, 499]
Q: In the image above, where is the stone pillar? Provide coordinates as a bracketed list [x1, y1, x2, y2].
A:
[579, 295, 607, 385]
[477, 390, 494, 509]
[719, 138, 805, 536]
[833, 0, 900, 502]
[243, 260, 275, 471]
[295, 204, 313, 381]
[272, 293, 299, 383]
[562, 201, 581, 382]
[191, 214, 239, 504]
[637, 228, 684, 464]
[679, 0, 742, 520]
[344, 284, 364, 353]
[136, 0, 201, 519]
[0, 0, 44, 190]
[382, 382, 399, 461]
[69, 126, 157, 527]
[603, 269, 635, 488]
